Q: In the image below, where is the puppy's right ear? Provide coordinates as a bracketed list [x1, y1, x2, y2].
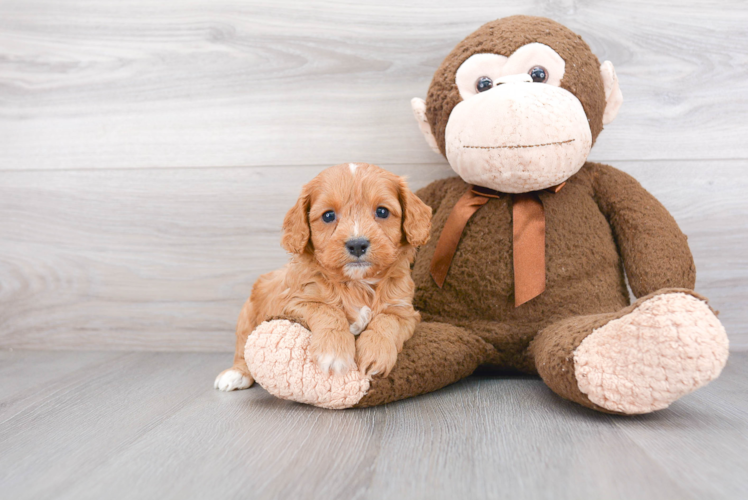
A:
[399, 177, 432, 247]
[281, 188, 311, 254]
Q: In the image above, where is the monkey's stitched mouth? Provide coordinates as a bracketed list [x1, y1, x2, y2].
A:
[463, 139, 575, 150]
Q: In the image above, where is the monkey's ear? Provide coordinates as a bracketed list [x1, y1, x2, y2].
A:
[399, 177, 432, 247]
[600, 61, 623, 125]
[410, 98, 441, 155]
[281, 188, 311, 255]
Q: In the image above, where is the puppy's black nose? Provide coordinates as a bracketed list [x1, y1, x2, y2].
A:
[346, 238, 370, 258]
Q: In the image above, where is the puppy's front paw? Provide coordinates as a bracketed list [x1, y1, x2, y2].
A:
[356, 332, 398, 377]
[214, 367, 254, 391]
[310, 329, 356, 376]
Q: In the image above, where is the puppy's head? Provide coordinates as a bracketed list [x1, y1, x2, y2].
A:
[282, 163, 431, 280]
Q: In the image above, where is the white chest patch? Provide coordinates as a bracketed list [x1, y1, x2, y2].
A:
[349, 306, 372, 335]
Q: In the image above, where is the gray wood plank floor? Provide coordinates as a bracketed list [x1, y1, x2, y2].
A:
[1, 350, 746, 500]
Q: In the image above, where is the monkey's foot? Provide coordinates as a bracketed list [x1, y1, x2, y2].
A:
[245, 320, 370, 409]
[574, 292, 729, 414]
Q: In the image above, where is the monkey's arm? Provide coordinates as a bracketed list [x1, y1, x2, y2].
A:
[590, 162, 695, 297]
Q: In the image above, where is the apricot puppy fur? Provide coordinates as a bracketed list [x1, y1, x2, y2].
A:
[215, 163, 432, 391]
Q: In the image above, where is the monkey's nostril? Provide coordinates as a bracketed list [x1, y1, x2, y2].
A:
[346, 238, 370, 258]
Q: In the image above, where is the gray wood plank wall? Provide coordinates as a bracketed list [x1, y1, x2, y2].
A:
[1, 0, 747, 351]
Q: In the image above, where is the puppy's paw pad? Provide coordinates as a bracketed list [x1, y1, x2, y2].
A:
[214, 369, 253, 391]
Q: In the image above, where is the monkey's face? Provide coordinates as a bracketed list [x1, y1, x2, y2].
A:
[445, 43, 592, 193]
[412, 17, 623, 194]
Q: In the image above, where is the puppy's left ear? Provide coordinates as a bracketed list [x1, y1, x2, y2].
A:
[399, 178, 432, 247]
[281, 187, 311, 254]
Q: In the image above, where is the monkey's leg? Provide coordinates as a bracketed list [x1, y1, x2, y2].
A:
[529, 289, 728, 414]
[245, 319, 494, 409]
[353, 321, 495, 407]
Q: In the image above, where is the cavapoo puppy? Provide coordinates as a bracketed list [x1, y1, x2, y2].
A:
[215, 163, 432, 391]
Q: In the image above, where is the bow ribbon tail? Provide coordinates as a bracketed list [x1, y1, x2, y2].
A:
[430, 189, 490, 288]
[511, 193, 546, 307]
[429, 183, 562, 305]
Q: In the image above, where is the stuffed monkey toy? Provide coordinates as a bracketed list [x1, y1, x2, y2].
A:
[240, 15, 729, 414]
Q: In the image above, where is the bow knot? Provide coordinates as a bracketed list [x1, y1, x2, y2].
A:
[429, 182, 565, 307]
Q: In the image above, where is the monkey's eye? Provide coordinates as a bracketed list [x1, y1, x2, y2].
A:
[476, 76, 493, 92]
[375, 207, 390, 219]
[322, 210, 336, 223]
[529, 66, 548, 83]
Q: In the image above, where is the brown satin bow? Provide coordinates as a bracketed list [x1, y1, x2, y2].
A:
[430, 183, 565, 307]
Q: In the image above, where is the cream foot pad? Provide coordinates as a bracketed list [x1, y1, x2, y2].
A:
[245, 320, 370, 409]
[574, 293, 729, 414]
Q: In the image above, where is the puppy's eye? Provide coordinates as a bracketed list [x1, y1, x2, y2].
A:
[476, 76, 493, 92]
[529, 66, 548, 83]
[375, 207, 390, 219]
[322, 210, 336, 223]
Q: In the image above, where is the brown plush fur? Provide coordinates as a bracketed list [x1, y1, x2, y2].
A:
[354, 322, 494, 407]
[529, 288, 712, 413]
[412, 163, 694, 329]
[217, 163, 431, 387]
[355, 17, 706, 412]
[357, 17, 699, 411]
[425, 15, 607, 155]
[243, 16, 711, 413]
[355, 164, 696, 410]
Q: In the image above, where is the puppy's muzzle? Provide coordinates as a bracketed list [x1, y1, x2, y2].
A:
[346, 237, 370, 258]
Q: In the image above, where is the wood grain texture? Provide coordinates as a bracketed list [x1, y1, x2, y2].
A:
[1, 160, 746, 351]
[0, 1, 746, 352]
[0, 350, 746, 499]
[1, 0, 747, 170]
